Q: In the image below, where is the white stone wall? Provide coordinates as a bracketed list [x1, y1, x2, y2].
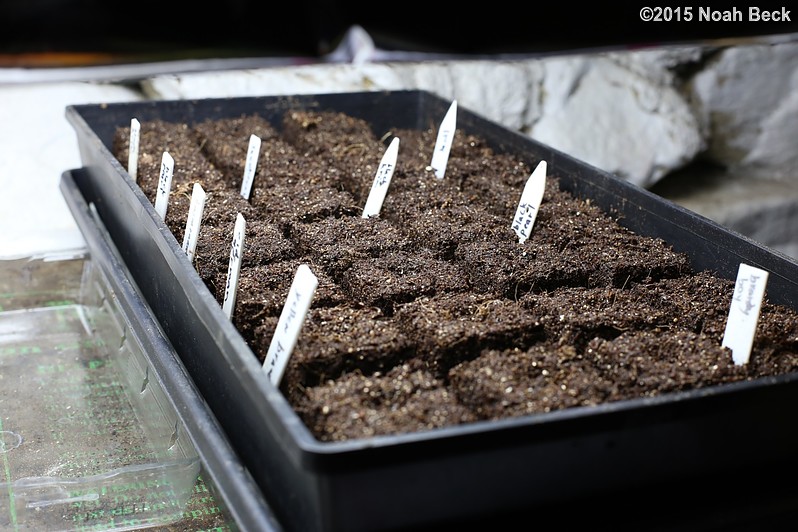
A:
[690, 43, 798, 181]
[141, 37, 798, 257]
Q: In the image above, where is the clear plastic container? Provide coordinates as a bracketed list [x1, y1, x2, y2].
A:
[0, 252, 201, 531]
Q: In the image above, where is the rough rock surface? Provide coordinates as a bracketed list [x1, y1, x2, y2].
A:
[142, 38, 798, 259]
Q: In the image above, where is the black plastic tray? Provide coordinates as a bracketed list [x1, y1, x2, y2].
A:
[60, 169, 282, 532]
[64, 91, 798, 531]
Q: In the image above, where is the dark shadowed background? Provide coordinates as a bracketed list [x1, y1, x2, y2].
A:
[2, 0, 797, 62]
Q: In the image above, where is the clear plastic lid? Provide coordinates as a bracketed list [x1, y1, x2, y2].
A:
[0, 254, 201, 531]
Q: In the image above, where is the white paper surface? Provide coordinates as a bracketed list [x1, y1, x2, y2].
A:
[0, 82, 142, 259]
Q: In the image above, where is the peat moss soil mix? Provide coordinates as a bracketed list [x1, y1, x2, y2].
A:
[110, 109, 798, 444]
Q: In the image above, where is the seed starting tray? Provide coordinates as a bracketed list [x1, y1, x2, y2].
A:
[62, 90, 798, 531]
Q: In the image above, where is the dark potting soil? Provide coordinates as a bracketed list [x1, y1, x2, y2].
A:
[112, 111, 798, 442]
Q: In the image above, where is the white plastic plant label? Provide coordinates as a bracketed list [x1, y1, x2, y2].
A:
[722, 263, 769, 365]
[182, 183, 206, 263]
[240, 134, 262, 200]
[263, 264, 318, 385]
[512, 160, 547, 244]
[362, 137, 400, 218]
[430, 100, 457, 179]
[153, 151, 174, 221]
[222, 213, 246, 319]
[128, 118, 140, 182]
